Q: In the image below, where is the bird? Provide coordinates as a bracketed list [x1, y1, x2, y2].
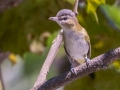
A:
[49, 9, 91, 74]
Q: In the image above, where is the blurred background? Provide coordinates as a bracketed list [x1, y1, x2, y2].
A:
[0, 0, 120, 90]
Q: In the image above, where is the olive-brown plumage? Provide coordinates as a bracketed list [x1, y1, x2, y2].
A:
[49, 9, 91, 74]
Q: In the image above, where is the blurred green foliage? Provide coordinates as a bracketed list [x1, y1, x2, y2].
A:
[0, 0, 120, 90]
[101, 5, 120, 30]
[0, 0, 71, 55]
[24, 48, 57, 79]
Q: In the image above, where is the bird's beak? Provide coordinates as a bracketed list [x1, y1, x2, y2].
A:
[49, 17, 58, 22]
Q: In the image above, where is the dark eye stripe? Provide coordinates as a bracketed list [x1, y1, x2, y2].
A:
[58, 15, 70, 20]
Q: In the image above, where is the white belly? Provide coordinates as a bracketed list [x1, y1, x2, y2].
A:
[63, 30, 89, 60]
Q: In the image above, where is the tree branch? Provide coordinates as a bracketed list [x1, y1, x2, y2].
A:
[38, 47, 120, 90]
[31, 30, 63, 90]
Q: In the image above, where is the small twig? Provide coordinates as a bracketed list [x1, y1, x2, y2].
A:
[73, 0, 79, 15]
[31, 30, 63, 90]
[38, 47, 120, 90]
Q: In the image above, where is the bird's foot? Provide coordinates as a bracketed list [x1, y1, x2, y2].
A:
[85, 56, 90, 66]
[70, 66, 78, 75]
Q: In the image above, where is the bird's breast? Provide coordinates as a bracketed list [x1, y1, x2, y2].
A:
[63, 29, 89, 60]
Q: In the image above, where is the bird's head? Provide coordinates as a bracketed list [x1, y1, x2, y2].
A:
[49, 9, 78, 29]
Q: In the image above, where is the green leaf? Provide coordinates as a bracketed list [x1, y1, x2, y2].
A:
[46, 31, 59, 47]
[100, 5, 120, 30]
[86, 0, 105, 22]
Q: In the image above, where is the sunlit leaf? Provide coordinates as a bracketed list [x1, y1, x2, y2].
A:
[112, 61, 120, 69]
[86, 0, 105, 22]
[8, 53, 17, 65]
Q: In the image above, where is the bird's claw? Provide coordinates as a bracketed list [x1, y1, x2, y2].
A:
[71, 66, 78, 75]
[85, 56, 90, 66]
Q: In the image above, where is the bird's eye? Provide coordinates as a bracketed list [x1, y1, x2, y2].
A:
[63, 17, 67, 21]
[58, 16, 68, 21]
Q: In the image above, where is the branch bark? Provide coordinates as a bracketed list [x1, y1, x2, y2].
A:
[38, 47, 120, 90]
[31, 30, 63, 90]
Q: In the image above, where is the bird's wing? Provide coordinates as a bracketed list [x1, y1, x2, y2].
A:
[80, 27, 91, 59]
[87, 41, 91, 58]
[84, 34, 91, 58]
[64, 45, 73, 63]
